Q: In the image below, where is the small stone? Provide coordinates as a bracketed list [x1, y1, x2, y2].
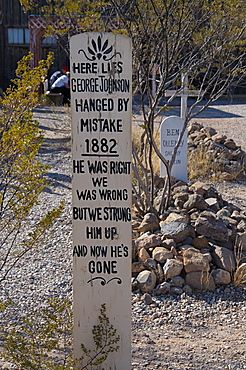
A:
[161, 212, 189, 224]
[141, 293, 153, 305]
[163, 258, 183, 279]
[224, 138, 236, 149]
[183, 247, 211, 273]
[170, 286, 183, 295]
[161, 221, 194, 243]
[192, 235, 208, 250]
[138, 247, 150, 262]
[138, 213, 160, 233]
[134, 233, 164, 250]
[145, 258, 157, 270]
[211, 133, 227, 143]
[189, 181, 207, 196]
[221, 172, 234, 181]
[183, 284, 193, 293]
[136, 270, 157, 292]
[161, 239, 177, 250]
[205, 197, 220, 212]
[133, 263, 149, 277]
[186, 271, 215, 291]
[153, 247, 173, 263]
[195, 211, 229, 242]
[212, 269, 231, 285]
[154, 282, 171, 295]
[169, 276, 185, 287]
[183, 194, 208, 211]
[212, 245, 236, 272]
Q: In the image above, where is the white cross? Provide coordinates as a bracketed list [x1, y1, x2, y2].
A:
[165, 74, 200, 119]
[150, 64, 159, 98]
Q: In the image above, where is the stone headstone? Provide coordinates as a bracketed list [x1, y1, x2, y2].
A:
[160, 116, 187, 182]
[70, 32, 132, 369]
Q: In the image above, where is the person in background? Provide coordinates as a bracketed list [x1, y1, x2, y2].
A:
[50, 71, 70, 106]
[49, 66, 69, 87]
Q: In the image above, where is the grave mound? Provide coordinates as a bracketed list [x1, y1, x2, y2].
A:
[132, 121, 246, 294]
[188, 121, 246, 181]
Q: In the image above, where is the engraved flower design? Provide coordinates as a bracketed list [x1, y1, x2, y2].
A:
[78, 35, 121, 61]
[88, 36, 112, 60]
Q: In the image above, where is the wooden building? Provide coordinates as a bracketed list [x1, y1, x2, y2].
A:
[0, 0, 68, 90]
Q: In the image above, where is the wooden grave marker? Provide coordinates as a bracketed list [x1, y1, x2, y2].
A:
[70, 32, 132, 370]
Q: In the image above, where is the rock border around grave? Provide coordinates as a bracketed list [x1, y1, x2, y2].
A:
[188, 121, 246, 181]
[132, 179, 246, 295]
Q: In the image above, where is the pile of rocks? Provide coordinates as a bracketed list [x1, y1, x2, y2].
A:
[188, 121, 246, 181]
[132, 180, 246, 295]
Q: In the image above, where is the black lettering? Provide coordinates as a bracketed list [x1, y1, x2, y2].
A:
[104, 227, 117, 240]
[88, 260, 118, 274]
[76, 189, 96, 201]
[103, 207, 131, 221]
[73, 62, 97, 74]
[75, 98, 114, 112]
[92, 177, 108, 187]
[109, 161, 131, 174]
[90, 245, 108, 257]
[99, 189, 128, 201]
[73, 245, 87, 257]
[73, 207, 102, 221]
[73, 160, 85, 173]
[87, 160, 108, 174]
[117, 98, 129, 111]
[86, 227, 102, 239]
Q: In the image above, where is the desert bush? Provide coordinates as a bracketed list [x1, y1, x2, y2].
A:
[0, 298, 73, 370]
[0, 53, 64, 282]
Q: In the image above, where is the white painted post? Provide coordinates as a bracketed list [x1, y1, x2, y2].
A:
[180, 74, 188, 119]
[150, 64, 159, 98]
[70, 33, 132, 370]
[160, 116, 187, 182]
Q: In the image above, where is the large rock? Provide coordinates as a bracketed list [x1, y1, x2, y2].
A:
[169, 276, 185, 287]
[161, 239, 177, 250]
[134, 233, 164, 250]
[195, 211, 229, 242]
[163, 258, 183, 279]
[161, 212, 189, 224]
[183, 247, 211, 273]
[138, 213, 160, 233]
[186, 271, 215, 291]
[183, 194, 208, 211]
[189, 181, 207, 196]
[211, 268, 231, 285]
[161, 221, 194, 243]
[138, 247, 150, 262]
[212, 245, 236, 272]
[192, 235, 208, 249]
[152, 247, 173, 263]
[136, 270, 156, 292]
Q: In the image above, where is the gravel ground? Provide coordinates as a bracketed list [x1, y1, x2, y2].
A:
[0, 100, 246, 369]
